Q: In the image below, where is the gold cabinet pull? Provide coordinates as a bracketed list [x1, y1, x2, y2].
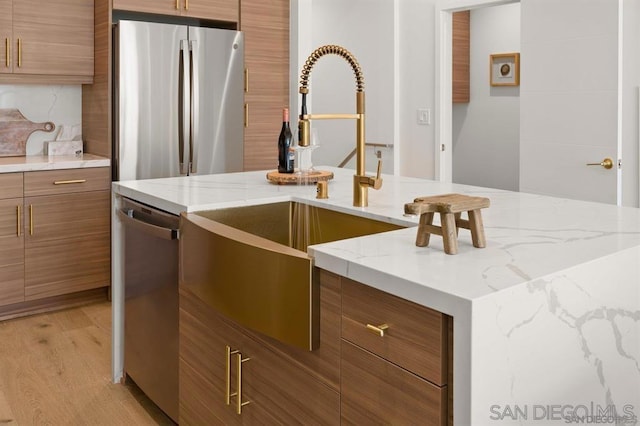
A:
[53, 179, 87, 185]
[366, 323, 389, 337]
[225, 346, 239, 405]
[244, 103, 248, 127]
[244, 68, 249, 92]
[5, 37, 9, 68]
[236, 352, 251, 414]
[184, 0, 189, 10]
[16, 205, 21, 236]
[175, 0, 179, 9]
[17, 38, 21, 68]
[29, 204, 33, 235]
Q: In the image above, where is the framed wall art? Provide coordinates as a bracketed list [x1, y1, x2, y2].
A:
[490, 52, 520, 86]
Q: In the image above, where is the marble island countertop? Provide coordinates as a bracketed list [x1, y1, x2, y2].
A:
[112, 167, 640, 425]
[0, 153, 110, 173]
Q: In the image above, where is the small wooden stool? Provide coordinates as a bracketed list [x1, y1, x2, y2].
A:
[404, 193, 490, 255]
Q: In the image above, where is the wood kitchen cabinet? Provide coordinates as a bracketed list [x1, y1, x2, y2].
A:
[180, 283, 340, 425]
[452, 10, 470, 103]
[240, 0, 289, 171]
[179, 261, 451, 424]
[0, 168, 110, 318]
[0, 173, 24, 307]
[23, 168, 110, 301]
[340, 278, 450, 425]
[1, 0, 94, 83]
[0, 0, 12, 76]
[112, 0, 239, 22]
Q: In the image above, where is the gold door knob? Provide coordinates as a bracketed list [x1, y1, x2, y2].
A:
[586, 158, 613, 170]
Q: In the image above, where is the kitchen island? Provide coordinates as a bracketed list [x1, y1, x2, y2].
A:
[112, 167, 640, 425]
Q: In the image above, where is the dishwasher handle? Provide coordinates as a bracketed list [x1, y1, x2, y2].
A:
[117, 208, 179, 240]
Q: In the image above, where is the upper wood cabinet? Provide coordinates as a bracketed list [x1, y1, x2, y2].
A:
[240, 0, 289, 171]
[0, 0, 13, 75]
[112, 0, 239, 22]
[452, 10, 470, 103]
[0, 0, 94, 83]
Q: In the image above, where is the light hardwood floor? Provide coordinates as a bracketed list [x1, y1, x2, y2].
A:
[0, 301, 173, 425]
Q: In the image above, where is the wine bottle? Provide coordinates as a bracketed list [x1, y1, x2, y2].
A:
[277, 108, 294, 173]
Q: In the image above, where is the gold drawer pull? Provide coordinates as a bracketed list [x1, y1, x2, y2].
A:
[184, 0, 189, 10]
[29, 204, 33, 235]
[17, 38, 21, 68]
[175, 0, 179, 9]
[366, 323, 389, 337]
[225, 346, 239, 405]
[236, 352, 251, 414]
[16, 205, 21, 236]
[53, 179, 87, 185]
[5, 37, 9, 68]
[244, 103, 249, 127]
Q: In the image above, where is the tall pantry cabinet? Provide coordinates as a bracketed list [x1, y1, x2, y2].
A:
[240, 0, 289, 171]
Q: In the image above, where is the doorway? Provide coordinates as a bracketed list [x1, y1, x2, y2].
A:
[437, 0, 625, 205]
[451, 3, 521, 191]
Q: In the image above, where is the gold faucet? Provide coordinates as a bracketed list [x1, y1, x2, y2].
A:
[297, 45, 382, 207]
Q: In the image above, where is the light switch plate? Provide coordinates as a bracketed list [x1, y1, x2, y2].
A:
[417, 108, 431, 125]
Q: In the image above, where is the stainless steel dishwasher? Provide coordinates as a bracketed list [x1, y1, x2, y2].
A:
[118, 197, 179, 423]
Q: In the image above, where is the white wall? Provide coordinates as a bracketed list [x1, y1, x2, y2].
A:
[452, 3, 520, 190]
[0, 85, 82, 155]
[398, 0, 438, 179]
[293, 0, 396, 174]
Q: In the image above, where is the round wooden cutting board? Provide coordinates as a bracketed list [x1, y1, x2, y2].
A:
[266, 170, 334, 185]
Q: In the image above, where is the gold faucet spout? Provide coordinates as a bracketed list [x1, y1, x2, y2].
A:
[298, 45, 382, 207]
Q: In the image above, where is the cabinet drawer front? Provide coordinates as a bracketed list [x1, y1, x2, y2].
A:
[24, 167, 110, 196]
[341, 340, 447, 426]
[341, 278, 448, 386]
[0, 173, 23, 199]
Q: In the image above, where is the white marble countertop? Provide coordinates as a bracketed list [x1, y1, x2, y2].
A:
[112, 167, 640, 424]
[0, 153, 110, 173]
[112, 166, 640, 310]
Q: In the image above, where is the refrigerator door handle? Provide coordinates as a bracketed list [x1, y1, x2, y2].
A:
[189, 40, 199, 174]
[178, 40, 190, 175]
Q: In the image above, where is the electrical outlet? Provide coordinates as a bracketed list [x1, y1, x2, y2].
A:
[417, 108, 431, 125]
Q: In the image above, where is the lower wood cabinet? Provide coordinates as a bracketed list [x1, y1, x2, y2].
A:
[341, 340, 447, 425]
[0, 173, 25, 306]
[179, 267, 452, 424]
[0, 167, 110, 314]
[341, 277, 450, 426]
[24, 190, 110, 300]
[179, 285, 340, 425]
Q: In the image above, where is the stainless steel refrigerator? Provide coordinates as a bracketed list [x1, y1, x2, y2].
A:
[113, 20, 244, 181]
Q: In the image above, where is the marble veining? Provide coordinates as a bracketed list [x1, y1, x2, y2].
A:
[112, 167, 640, 425]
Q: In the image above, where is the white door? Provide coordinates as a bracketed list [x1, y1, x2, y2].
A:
[518, 0, 620, 204]
[437, 0, 621, 204]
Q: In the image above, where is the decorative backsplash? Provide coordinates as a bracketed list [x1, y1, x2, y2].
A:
[0, 85, 81, 155]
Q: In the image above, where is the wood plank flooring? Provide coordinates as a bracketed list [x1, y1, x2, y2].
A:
[0, 301, 173, 425]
